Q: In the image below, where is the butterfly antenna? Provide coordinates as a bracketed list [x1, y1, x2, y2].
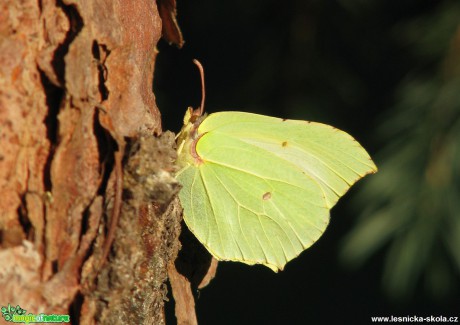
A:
[193, 59, 205, 116]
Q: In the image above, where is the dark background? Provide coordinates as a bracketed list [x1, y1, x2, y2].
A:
[155, 0, 460, 323]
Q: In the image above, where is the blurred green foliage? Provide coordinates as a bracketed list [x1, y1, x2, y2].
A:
[341, 1, 460, 299]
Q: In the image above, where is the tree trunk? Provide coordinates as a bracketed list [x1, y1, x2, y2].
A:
[0, 0, 187, 323]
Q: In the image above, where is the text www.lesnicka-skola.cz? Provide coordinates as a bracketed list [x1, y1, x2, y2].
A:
[371, 315, 459, 323]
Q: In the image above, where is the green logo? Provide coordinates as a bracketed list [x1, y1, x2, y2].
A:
[1, 304, 70, 323]
[1, 304, 26, 322]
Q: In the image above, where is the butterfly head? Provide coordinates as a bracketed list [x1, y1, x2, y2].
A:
[176, 59, 208, 167]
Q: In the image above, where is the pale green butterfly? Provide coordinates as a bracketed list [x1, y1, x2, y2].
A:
[176, 60, 377, 271]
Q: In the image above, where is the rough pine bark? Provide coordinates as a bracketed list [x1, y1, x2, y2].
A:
[0, 0, 189, 323]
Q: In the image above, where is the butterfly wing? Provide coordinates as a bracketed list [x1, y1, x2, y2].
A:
[176, 111, 377, 271]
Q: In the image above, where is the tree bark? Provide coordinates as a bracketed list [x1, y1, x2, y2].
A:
[0, 0, 184, 323]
